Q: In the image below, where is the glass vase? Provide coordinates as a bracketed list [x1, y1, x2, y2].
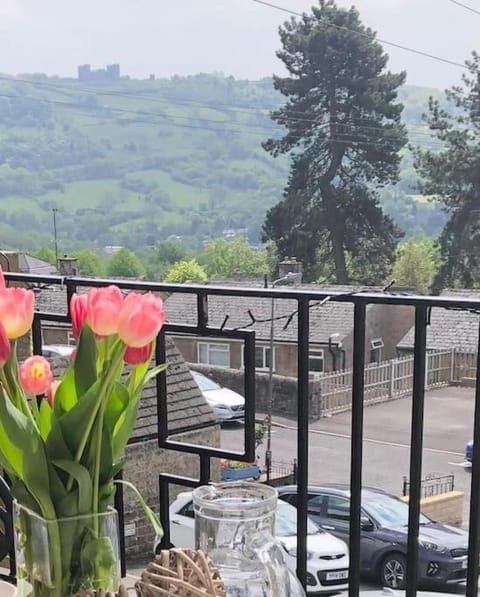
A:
[193, 482, 306, 597]
[13, 502, 121, 597]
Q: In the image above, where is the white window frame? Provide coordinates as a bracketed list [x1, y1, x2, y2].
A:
[241, 344, 275, 372]
[308, 349, 324, 373]
[197, 342, 230, 367]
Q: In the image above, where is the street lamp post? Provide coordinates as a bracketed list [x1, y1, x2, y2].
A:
[265, 271, 302, 482]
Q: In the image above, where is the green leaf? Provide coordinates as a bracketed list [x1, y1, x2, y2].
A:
[115, 478, 163, 547]
[54, 367, 77, 416]
[98, 423, 113, 485]
[143, 362, 168, 388]
[38, 399, 53, 440]
[52, 460, 92, 514]
[74, 324, 98, 397]
[80, 536, 117, 589]
[104, 382, 129, 437]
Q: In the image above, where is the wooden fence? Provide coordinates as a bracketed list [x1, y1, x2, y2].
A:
[315, 349, 476, 415]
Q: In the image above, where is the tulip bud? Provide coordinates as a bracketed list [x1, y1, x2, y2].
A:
[0, 287, 35, 339]
[70, 294, 88, 340]
[87, 286, 124, 337]
[0, 321, 10, 366]
[117, 292, 165, 348]
[124, 342, 153, 366]
[18, 355, 53, 396]
[47, 380, 61, 407]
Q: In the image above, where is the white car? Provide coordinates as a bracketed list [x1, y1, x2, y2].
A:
[191, 370, 245, 423]
[169, 492, 349, 594]
[42, 344, 75, 358]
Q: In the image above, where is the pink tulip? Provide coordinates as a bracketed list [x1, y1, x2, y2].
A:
[0, 266, 5, 291]
[117, 292, 165, 348]
[70, 294, 88, 340]
[18, 355, 53, 395]
[86, 286, 124, 337]
[0, 287, 35, 339]
[47, 380, 61, 406]
[0, 321, 10, 366]
[124, 342, 153, 366]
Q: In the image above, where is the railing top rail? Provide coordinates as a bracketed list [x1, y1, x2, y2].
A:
[5, 272, 480, 310]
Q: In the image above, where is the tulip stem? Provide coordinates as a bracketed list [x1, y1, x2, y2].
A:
[66, 344, 125, 492]
[92, 400, 106, 537]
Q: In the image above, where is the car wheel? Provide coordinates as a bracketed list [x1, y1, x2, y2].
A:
[380, 553, 407, 590]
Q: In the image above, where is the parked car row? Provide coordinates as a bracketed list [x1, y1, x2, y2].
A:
[168, 483, 469, 594]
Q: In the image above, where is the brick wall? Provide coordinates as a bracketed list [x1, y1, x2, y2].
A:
[122, 426, 221, 561]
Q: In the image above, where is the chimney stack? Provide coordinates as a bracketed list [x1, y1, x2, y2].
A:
[59, 256, 78, 276]
[278, 257, 303, 282]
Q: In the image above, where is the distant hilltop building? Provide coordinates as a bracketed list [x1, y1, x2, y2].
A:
[77, 63, 120, 82]
[222, 228, 248, 241]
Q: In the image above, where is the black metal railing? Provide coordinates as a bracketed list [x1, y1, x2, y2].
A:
[0, 272, 478, 597]
[403, 473, 455, 498]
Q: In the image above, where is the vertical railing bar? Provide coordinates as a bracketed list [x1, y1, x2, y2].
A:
[156, 329, 168, 444]
[114, 471, 126, 578]
[31, 316, 43, 355]
[65, 279, 77, 315]
[348, 302, 366, 597]
[466, 324, 480, 597]
[197, 292, 208, 331]
[296, 298, 309, 588]
[199, 453, 211, 486]
[405, 306, 428, 597]
[158, 477, 171, 549]
[243, 333, 256, 462]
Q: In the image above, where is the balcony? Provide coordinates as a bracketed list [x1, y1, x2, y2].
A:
[0, 272, 479, 597]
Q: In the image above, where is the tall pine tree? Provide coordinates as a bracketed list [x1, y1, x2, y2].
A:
[415, 52, 480, 290]
[262, 0, 406, 283]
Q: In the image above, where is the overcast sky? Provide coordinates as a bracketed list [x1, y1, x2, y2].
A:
[0, 0, 477, 89]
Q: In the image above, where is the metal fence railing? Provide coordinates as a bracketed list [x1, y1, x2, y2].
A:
[0, 273, 478, 597]
[403, 473, 455, 498]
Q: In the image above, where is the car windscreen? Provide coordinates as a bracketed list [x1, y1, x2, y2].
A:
[192, 372, 221, 392]
[363, 493, 431, 527]
[276, 501, 321, 536]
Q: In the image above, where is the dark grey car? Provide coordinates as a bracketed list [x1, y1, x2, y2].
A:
[278, 485, 469, 590]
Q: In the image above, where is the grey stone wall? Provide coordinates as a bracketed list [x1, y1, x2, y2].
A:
[122, 426, 221, 561]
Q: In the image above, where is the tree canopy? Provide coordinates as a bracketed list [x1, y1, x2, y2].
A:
[165, 259, 208, 283]
[262, 0, 406, 283]
[106, 248, 145, 279]
[73, 249, 105, 276]
[392, 238, 440, 294]
[415, 52, 480, 290]
[201, 237, 267, 278]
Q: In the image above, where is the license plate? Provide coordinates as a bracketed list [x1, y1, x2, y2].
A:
[462, 559, 468, 569]
[326, 570, 348, 581]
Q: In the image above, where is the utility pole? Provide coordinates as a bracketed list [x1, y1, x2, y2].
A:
[52, 208, 59, 269]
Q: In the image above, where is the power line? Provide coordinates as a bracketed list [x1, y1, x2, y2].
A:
[250, 0, 469, 70]
[447, 0, 480, 16]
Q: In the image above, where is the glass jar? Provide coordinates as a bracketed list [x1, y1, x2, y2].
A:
[192, 482, 306, 597]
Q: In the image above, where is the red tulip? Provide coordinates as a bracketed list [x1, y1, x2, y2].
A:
[124, 342, 153, 366]
[70, 294, 88, 340]
[0, 266, 5, 292]
[18, 355, 53, 395]
[86, 286, 124, 337]
[47, 380, 61, 406]
[0, 287, 35, 339]
[117, 292, 165, 348]
[0, 321, 10, 366]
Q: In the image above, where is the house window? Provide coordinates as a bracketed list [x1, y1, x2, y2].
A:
[309, 350, 324, 373]
[198, 342, 230, 367]
[255, 345, 274, 371]
[370, 338, 384, 363]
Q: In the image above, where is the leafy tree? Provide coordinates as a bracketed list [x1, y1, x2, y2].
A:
[33, 246, 57, 265]
[72, 249, 105, 276]
[157, 238, 188, 265]
[392, 238, 440, 293]
[165, 259, 207, 283]
[414, 53, 480, 290]
[201, 237, 267, 278]
[106, 248, 145, 279]
[262, 0, 407, 283]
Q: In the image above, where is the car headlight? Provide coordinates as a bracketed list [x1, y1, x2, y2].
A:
[281, 544, 313, 560]
[420, 539, 447, 554]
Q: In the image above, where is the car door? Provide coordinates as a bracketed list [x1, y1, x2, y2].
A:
[170, 499, 195, 548]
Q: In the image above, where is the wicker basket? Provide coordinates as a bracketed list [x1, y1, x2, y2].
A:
[135, 548, 226, 597]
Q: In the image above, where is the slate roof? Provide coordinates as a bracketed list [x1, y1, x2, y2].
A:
[397, 289, 480, 351]
[165, 283, 383, 344]
[19, 254, 57, 276]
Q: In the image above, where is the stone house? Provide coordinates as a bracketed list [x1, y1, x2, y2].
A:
[165, 283, 415, 376]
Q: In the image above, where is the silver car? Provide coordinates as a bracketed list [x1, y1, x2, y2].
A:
[191, 370, 245, 423]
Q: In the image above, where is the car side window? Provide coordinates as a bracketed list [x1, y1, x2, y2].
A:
[326, 496, 350, 522]
[280, 494, 297, 507]
[306, 495, 325, 516]
[178, 500, 195, 519]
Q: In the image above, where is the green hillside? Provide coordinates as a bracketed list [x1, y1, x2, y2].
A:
[0, 73, 445, 251]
